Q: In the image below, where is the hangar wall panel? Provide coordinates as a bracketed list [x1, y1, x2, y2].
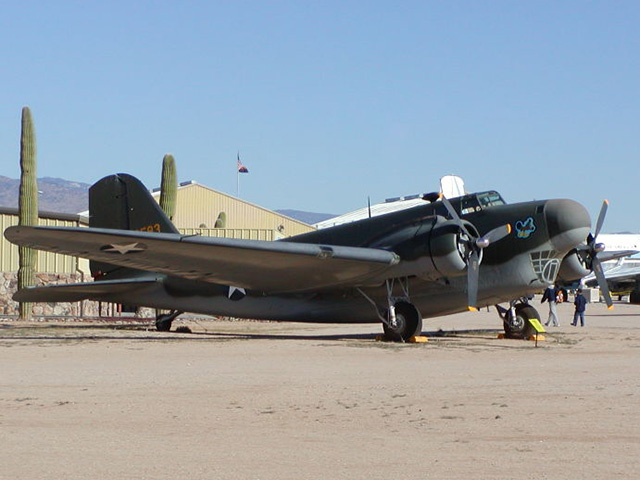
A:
[179, 228, 278, 241]
[164, 184, 314, 237]
[0, 213, 19, 272]
[1, 212, 81, 273]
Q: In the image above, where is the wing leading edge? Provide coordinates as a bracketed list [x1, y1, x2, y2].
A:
[5, 226, 400, 294]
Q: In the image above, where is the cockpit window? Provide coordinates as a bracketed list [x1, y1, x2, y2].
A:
[477, 191, 505, 208]
[459, 191, 505, 215]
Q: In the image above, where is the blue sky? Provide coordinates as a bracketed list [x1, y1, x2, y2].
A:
[1, 1, 639, 232]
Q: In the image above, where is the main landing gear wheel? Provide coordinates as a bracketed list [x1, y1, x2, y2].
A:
[383, 302, 423, 342]
[503, 304, 538, 339]
[155, 310, 182, 332]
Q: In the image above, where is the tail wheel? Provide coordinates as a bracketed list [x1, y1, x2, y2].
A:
[155, 310, 183, 332]
[383, 301, 423, 342]
[503, 304, 538, 339]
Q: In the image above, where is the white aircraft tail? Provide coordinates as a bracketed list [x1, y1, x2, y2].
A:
[440, 175, 466, 199]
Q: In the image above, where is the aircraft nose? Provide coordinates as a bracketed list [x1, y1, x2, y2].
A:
[544, 199, 591, 252]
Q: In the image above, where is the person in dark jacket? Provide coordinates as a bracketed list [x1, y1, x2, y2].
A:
[541, 284, 560, 326]
[572, 289, 588, 327]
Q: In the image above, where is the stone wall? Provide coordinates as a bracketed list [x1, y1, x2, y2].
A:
[0, 272, 152, 319]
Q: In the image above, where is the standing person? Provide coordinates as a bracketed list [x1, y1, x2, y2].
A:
[541, 284, 560, 326]
[572, 288, 587, 327]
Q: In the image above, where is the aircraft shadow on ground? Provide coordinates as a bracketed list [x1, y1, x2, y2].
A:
[0, 323, 503, 342]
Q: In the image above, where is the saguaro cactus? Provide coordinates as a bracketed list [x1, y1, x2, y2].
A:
[159, 154, 177, 221]
[18, 106, 38, 320]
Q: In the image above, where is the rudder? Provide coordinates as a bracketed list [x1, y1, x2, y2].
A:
[89, 173, 178, 279]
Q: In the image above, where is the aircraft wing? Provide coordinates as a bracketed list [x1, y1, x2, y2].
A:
[584, 261, 640, 291]
[5, 226, 400, 294]
[596, 250, 639, 263]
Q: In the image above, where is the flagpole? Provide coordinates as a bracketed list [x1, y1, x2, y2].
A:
[236, 151, 248, 197]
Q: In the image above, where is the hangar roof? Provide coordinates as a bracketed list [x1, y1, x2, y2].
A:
[76, 179, 314, 236]
[0, 206, 84, 224]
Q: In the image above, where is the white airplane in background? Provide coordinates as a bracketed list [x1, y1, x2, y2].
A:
[580, 234, 640, 303]
[595, 234, 640, 262]
[315, 175, 467, 229]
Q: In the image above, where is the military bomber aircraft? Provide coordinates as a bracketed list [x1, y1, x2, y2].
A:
[4, 173, 613, 341]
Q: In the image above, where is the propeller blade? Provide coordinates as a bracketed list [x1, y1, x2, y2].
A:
[478, 224, 512, 247]
[593, 199, 609, 239]
[574, 200, 610, 272]
[439, 195, 505, 311]
[467, 250, 480, 310]
[591, 256, 614, 309]
[440, 195, 472, 238]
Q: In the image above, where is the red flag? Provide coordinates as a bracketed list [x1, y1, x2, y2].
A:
[237, 153, 249, 173]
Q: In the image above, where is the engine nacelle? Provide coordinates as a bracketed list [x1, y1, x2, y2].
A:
[387, 216, 478, 281]
[428, 219, 475, 277]
[557, 250, 590, 283]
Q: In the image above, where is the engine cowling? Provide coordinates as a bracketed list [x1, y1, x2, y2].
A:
[428, 218, 481, 278]
[557, 249, 590, 283]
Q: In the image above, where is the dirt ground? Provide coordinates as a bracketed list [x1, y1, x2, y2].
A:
[1, 301, 639, 480]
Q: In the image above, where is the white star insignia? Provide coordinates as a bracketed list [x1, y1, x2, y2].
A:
[228, 286, 246, 301]
[101, 242, 146, 254]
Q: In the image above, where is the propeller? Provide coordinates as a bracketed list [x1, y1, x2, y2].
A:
[439, 195, 511, 310]
[576, 200, 613, 309]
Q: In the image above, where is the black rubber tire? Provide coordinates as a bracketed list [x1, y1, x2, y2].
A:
[503, 304, 538, 339]
[630, 290, 640, 305]
[383, 301, 423, 342]
[156, 316, 173, 332]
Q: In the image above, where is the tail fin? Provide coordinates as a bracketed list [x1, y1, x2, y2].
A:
[89, 173, 179, 233]
[89, 173, 178, 278]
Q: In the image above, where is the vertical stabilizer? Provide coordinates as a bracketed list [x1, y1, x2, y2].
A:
[89, 173, 179, 233]
[89, 173, 178, 278]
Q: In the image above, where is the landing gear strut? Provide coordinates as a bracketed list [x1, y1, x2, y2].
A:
[155, 310, 183, 332]
[497, 300, 539, 339]
[358, 277, 423, 342]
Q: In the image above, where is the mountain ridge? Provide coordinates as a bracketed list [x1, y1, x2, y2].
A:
[0, 176, 90, 214]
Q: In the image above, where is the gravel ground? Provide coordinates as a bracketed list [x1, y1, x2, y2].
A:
[1, 301, 639, 479]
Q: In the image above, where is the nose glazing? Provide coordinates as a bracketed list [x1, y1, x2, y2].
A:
[544, 199, 591, 253]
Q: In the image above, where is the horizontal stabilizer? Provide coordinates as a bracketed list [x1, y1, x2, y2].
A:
[13, 278, 161, 303]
